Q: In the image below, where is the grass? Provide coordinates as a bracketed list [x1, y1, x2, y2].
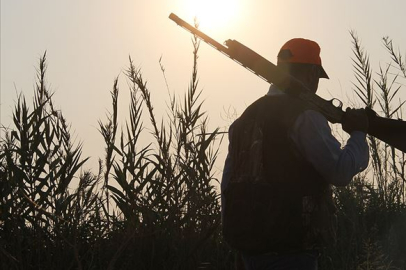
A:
[1, 32, 406, 269]
[318, 32, 406, 270]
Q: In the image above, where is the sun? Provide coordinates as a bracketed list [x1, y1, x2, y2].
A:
[184, 0, 240, 33]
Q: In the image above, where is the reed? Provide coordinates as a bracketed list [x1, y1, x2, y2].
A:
[1, 32, 405, 269]
[319, 32, 406, 270]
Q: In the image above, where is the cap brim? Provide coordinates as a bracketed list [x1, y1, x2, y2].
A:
[320, 66, 329, 79]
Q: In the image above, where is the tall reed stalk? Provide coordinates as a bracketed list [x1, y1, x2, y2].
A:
[320, 32, 406, 270]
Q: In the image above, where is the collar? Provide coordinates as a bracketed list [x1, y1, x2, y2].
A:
[267, 84, 285, 96]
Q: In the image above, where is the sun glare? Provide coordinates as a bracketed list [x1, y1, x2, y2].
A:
[184, 0, 240, 33]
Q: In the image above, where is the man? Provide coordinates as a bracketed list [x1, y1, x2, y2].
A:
[221, 38, 369, 269]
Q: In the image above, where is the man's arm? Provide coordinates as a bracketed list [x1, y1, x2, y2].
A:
[221, 123, 235, 217]
[290, 110, 369, 186]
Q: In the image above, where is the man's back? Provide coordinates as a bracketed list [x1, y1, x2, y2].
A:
[222, 94, 335, 255]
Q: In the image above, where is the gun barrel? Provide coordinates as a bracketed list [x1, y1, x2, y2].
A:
[169, 13, 231, 55]
[169, 14, 293, 93]
[169, 13, 344, 123]
[169, 13, 406, 152]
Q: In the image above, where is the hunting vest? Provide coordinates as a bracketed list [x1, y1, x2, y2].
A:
[223, 94, 337, 255]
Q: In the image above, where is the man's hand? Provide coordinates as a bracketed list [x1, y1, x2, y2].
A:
[342, 108, 369, 134]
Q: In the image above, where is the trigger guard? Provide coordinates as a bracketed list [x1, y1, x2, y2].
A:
[330, 98, 343, 109]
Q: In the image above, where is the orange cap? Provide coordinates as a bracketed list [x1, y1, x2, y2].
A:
[277, 38, 329, 79]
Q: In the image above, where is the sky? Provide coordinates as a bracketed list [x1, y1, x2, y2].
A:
[1, 0, 406, 176]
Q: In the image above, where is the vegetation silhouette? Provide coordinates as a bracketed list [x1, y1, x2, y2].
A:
[1, 33, 406, 269]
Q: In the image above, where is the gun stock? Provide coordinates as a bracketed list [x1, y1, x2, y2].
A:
[366, 110, 406, 152]
[169, 13, 406, 153]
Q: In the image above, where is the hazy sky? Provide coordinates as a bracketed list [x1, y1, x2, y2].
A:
[2, 0, 406, 174]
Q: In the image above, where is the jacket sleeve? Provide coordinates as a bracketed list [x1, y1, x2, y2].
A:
[290, 110, 369, 186]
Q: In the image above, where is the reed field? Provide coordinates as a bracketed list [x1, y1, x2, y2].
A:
[1, 33, 405, 269]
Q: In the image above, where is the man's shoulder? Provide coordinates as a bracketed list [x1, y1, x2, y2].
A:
[236, 95, 325, 130]
[297, 109, 329, 125]
[245, 95, 296, 113]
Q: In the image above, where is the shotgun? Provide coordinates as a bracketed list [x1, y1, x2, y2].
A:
[169, 13, 406, 153]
